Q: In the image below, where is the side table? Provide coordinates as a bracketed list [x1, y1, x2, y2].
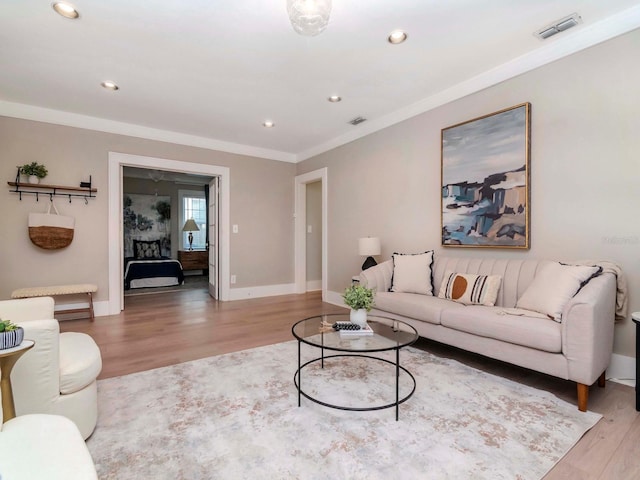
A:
[633, 312, 639, 412]
[0, 340, 35, 423]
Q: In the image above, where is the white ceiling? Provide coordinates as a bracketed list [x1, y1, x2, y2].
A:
[1, 1, 639, 163]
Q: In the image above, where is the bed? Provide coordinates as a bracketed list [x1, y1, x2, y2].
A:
[124, 240, 184, 290]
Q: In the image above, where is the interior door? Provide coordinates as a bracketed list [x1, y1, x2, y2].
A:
[208, 177, 220, 299]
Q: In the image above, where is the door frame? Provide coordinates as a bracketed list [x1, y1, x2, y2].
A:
[108, 152, 230, 314]
[294, 168, 328, 299]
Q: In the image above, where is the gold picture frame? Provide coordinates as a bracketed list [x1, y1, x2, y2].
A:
[441, 103, 531, 249]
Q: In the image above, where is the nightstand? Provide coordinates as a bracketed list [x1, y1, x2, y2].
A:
[178, 250, 208, 272]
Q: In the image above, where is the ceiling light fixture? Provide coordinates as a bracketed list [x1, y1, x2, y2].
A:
[101, 81, 119, 91]
[535, 13, 581, 40]
[52, 2, 79, 19]
[328, 95, 341, 103]
[263, 120, 275, 128]
[287, 0, 332, 37]
[388, 30, 407, 44]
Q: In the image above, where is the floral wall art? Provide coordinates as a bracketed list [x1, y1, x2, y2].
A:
[123, 194, 171, 257]
[441, 103, 531, 248]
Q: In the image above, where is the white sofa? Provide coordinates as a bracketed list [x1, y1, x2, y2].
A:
[0, 393, 98, 480]
[359, 256, 617, 411]
[0, 297, 102, 439]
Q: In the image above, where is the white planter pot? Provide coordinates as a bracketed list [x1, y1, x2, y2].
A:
[350, 308, 367, 327]
[28, 175, 40, 184]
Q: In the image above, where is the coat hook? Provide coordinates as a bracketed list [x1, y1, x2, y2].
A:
[84, 196, 88, 205]
[50, 193, 53, 202]
[19, 191, 22, 201]
[36, 192, 39, 202]
[69, 194, 72, 204]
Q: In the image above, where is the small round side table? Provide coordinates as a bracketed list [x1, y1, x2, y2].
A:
[632, 312, 639, 412]
[0, 340, 35, 423]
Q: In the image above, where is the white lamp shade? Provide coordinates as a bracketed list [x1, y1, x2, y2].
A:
[182, 219, 200, 232]
[358, 237, 381, 256]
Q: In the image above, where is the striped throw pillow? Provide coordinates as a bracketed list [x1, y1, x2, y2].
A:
[438, 271, 502, 306]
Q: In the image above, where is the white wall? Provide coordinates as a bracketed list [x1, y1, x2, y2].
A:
[297, 29, 640, 359]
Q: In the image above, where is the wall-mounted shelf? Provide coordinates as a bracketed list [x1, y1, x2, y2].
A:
[7, 176, 97, 203]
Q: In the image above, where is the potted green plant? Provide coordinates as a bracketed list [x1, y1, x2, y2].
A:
[342, 283, 375, 326]
[0, 319, 24, 350]
[20, 162, 48, 184]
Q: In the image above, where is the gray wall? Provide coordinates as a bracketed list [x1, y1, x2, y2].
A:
[297, 29, 640, 359]
[305, 181, 322, 286]
[0, 118, 296, 300]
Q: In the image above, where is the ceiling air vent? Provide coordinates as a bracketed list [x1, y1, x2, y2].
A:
[349, 116, 367, 125]
[535, 13, 581, 40]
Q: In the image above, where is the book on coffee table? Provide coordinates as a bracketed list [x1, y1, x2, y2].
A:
[339, 323, 374, 336]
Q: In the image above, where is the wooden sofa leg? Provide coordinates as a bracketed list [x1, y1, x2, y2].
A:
[577, 383, 589, 412]
[598, 371, 606, 388]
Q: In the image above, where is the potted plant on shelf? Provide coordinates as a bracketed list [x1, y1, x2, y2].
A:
[342, 284, 375, 326]
[20, 162, 48, 184]
[0, 319, 24, 350]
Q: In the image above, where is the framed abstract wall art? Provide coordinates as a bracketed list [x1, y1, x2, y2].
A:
[441, 103, 531, 249]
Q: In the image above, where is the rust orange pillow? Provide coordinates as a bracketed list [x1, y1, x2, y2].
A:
[438, 271, 502, 306]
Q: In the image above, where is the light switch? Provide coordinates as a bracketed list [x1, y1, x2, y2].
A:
[307, 225, 312, 234]
[232, 224, 238, 233]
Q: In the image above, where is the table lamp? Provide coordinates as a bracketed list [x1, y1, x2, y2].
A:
[358, 237, 381, 270]
[182, 219, 200, 251]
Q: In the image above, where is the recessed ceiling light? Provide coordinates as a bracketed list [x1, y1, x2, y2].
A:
[328, 95, 342, 103]
[101, 81, 119, 91]
[263, 120, 275, 128]
[388, 30, 407, 44]
[52, 2, 79, 19]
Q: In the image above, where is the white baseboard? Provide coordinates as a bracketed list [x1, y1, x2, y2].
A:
[306, 279, 322, 291]
[228, 283, 296, 301]
[607, 353, 636, 387]
[325, 290, 345, 307]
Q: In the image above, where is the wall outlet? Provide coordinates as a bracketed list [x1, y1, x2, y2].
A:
[307, 225, 312, 234]
[230, 274, 237, 284]
[232, 224, 239, 233]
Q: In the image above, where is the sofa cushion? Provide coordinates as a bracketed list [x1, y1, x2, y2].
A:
[438, 271, 502, 306]
[516, 262, 602, 321]
[440, 306, 562, 353]
[374, 291, 465, 325]
[59, 332, 102, 395]
[390, 251, 434, 295]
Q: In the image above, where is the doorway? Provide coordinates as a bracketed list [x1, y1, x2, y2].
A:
[294, 168, 328, 300]
[108, 152, 230, 314]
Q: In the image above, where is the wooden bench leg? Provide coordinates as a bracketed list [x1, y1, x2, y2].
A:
[577, 383, 589, 412]
[88, 292, 95, 322]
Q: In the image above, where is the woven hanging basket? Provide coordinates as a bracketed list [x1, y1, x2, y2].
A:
[28, 201, 75, 250]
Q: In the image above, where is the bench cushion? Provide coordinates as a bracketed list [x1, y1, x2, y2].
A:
[59, 333, 102, 394]
[12, 284, 97, 298]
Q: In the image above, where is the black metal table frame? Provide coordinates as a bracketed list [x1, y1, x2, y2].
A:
[294, 339, 417, 421]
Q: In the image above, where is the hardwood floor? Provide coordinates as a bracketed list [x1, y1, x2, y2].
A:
[60, 289, 640, 479]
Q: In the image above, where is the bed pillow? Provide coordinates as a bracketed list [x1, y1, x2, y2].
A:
[516, 262, 602, 321]
[438, 271, 502, 306]
[390, 251, 434, 295]
[133, 240, 162, 259]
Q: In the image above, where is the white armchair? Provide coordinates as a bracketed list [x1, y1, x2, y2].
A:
[0, 297, 102, 439]
[0, 392, 98, 479]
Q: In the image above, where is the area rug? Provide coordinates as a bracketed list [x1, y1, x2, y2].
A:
[88, 341, 601, 480]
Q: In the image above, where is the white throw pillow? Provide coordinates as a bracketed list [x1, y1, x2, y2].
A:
[516, 262, 602, 321]
[390, 251, 434, 295]
[438, 271, 502, 306]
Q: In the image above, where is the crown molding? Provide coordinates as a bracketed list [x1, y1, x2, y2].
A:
[296, 5, 640, 161]
[0, 100, 297, 163]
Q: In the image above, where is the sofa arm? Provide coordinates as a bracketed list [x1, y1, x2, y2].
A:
[11, 319, 62, 416]
[0, 297, 55, 322]
[359, 260, 393, 293]
[561, 273, 617, 385]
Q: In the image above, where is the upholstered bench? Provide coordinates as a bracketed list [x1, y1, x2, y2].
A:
[11, 284, 97, 321]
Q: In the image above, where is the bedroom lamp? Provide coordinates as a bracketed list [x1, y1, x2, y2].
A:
[182, 219, 200, 251]
[358, 237, 381, 271]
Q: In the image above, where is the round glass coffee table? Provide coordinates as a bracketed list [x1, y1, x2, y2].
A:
[292, 314, 419, 420]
